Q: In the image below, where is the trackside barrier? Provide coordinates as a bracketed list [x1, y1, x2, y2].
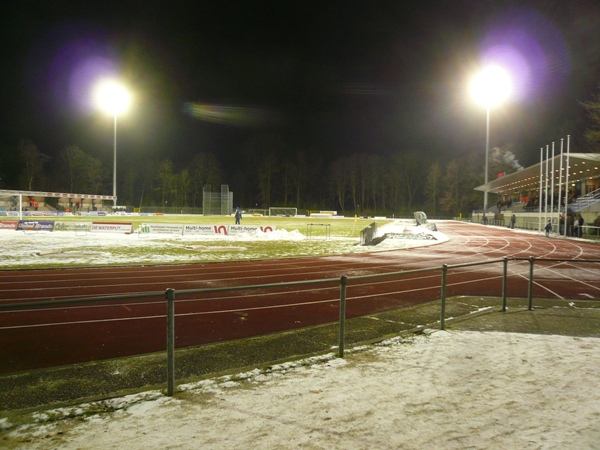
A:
[511, 257, 600, 310]
[2, 257, 599, 397]
[360, 222, 377, 245]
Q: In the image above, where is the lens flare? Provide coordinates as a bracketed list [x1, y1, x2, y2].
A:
[183, 102, 279, 128]
[479, 7, 570, 102]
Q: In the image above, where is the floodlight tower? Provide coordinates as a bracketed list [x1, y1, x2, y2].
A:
[470, 66, 512, 211]
[94, 80, 131, 208]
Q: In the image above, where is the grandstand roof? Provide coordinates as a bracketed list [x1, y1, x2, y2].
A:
[474, 153, 600, 196]
[0, 189, 115, 200]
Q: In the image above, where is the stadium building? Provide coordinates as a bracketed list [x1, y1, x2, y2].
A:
[474, 152, 600, 235]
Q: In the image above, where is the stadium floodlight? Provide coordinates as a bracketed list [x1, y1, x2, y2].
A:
[94, 80, 131, 208]
[470, 65, 512, 211]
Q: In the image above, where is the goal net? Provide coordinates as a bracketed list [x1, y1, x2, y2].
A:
[269, 207, 297, 217]
[248, 209, 267, 216]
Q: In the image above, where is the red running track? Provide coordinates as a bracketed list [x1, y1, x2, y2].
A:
[1, 221, 599, 374]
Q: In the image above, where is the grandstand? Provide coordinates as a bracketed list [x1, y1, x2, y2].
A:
[0, 189, 116, 219]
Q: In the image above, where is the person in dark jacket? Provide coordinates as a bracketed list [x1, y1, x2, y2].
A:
[545, 220, 552, 237]
[235, 207, 242, 225]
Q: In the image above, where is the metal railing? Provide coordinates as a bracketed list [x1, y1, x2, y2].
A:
[2, 257, 599, 396]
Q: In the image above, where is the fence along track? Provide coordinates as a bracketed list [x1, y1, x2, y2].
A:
[1, 257, 599, 395]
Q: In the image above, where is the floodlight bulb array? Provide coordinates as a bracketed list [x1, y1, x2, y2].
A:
[94, 80, 131, 116]
[470, 66, 512, 108]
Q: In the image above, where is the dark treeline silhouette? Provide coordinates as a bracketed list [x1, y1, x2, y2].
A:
[4, 135, 507, 217]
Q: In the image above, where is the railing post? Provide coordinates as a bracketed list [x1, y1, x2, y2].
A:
[501, 257, 508, 312]
[166, 288, 176, 396]
[338, 275, 347, 358]
[527, 257, 535, 310]
[440, 264, 447, 330]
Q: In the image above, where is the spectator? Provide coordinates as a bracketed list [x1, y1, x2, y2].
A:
[509, 214, 516, 229]
[545, 220, 552, 237]
[559, 214, 564, 235]
[578, 214, 584, 237]
[235, 207, 242, 225]
[567, 214, 574, 236]
[594, 216, 600, 235]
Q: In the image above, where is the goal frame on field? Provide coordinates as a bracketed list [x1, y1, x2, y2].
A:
[247, 209, 268, 216]
[268, 207, 297, 217]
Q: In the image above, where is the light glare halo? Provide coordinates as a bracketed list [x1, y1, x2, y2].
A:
[94, 80, 131, 115]
[470, 66, 512, 108]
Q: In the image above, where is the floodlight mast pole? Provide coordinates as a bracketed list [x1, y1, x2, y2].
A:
[113, 113, 117, 208]
[94, 80, 130, 210]
[484, 106, 490, 211]
[470, 65, 511, 214]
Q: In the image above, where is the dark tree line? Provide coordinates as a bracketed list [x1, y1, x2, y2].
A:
[6, 134, 496, 217]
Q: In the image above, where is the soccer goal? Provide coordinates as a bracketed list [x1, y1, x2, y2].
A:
[269, 207, 297, 217]
[248, 209, 267, 216]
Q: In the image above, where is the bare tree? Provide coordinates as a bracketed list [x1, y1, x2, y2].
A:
[257, 150, 278, 207]
[440, 155, 482, 215]
[395, 152, 423, 211]
[190, 152, 222, 207]
[293, 151, 309, 208]
[581, 89, 600, 150]
[122, 167, 138, 206]
[331, 157, 348, 213]
[156, 160, 175, 207]
[19, 139, 49, 191]
[425, 161, 442, 217]
[440, 160, 461, 214]
[347, 154, 360, 213]
[244, 134, 285, 208]
[58, 145, 103, 194]
[281, 158, 295, 206]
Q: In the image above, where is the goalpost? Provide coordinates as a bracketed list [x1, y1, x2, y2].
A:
[268, 207, 297, 217]
[248, 209, 268, 216]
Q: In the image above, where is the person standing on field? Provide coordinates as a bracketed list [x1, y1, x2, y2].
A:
[235, 207, 242, 225]
[545, 220, 552, 237]
[578, 214, 584, 237]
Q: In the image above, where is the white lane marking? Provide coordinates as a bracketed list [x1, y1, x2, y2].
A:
[0, 298, 339, 330]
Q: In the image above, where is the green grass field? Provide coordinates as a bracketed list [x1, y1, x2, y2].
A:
[56, 214, 391, 238]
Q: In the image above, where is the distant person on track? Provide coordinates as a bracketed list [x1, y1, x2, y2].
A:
[559, 214, 564, 235]
[577, 214, 584, 237]
[545, 220, 552, 237]
[510, 214, 516, 229]
[567, 214, 574, 236]
[482, 213, 488, 225]
[235, 207, 242, 225]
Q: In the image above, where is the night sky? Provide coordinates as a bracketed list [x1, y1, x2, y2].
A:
[1, 0, 600, 188]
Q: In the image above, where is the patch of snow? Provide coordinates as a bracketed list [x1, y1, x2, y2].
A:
[5, 331, 600, 449]
[0, 221, 449, 268]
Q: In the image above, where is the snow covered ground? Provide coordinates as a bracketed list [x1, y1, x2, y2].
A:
[0, 219, 448, 268]
[2, 330, 599, 449]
